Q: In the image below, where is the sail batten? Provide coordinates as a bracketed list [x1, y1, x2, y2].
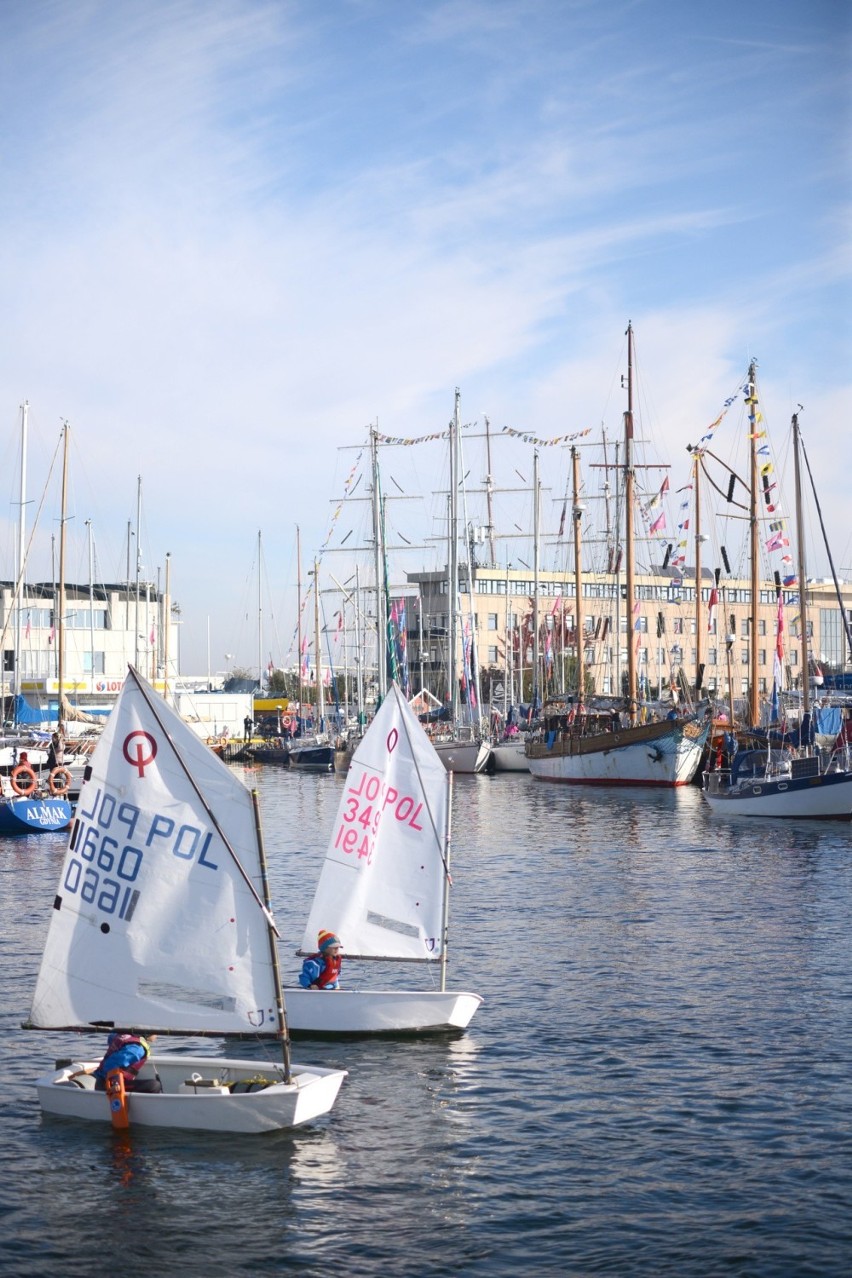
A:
[29, 666, 281, 1037]
[301, 684, 449, 962]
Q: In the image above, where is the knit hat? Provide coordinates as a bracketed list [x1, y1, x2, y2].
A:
[318, 930, 342, 953]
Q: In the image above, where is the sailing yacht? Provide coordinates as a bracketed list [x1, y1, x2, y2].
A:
[526, 325, 709, 787]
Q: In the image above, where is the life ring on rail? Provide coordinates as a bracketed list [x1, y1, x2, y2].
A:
[11, 763, 38, 796]
[282, 714, 292, 728]
[48, 766, 73, 796]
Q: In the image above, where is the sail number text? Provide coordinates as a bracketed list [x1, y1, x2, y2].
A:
[61, 786, 220, 919]
[333, 771, 424, 865]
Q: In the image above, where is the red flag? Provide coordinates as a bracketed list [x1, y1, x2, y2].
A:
[707, 587, 718, 632]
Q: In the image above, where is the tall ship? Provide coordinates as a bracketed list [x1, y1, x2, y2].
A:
[525, 324, 708, 786]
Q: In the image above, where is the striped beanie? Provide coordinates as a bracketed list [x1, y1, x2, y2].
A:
[318, 930, 341, 953]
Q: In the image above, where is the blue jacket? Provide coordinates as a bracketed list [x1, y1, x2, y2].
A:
[298, 955, 341, 989]
[93, 1035, 149, 1081]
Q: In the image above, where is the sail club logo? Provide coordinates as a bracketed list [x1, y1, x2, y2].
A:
[123, 730, 157, 777]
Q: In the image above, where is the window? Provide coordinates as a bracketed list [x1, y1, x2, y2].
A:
[487, 612, 498, 631]
[741, 648, 749, 665]
[741, 618, 750, 636]
[709, 648, 718, 666]
[635, 616, 648, 632]
[759, 649, 766, 666]
[83, 652, 106, 674]
[487, 646, 498, 663]
[759, 620, 766, 636]
[673, 617, 684, 635]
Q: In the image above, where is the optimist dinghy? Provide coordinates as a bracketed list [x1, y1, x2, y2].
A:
[285, 682, 482, 1034]
[26, 665, 346, 1134]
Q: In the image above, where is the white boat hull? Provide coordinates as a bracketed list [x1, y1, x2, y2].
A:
[284, 988, 482, 1034]
[490, 740, 529, 772]
[433, 739, 492, 774]
[36, 1054, 347, 1134]
[703, 769, 852, 819]
[527, 720, 706, 786]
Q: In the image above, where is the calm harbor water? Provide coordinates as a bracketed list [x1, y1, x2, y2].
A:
[1, 768, 850, 1276]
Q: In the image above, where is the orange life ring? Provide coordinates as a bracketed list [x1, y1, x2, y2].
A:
[11, 763, 38, 796]
[49, 766, 73, 796]
[282, 714, 292, 728]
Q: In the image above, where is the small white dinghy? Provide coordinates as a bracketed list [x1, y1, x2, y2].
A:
[285, 682, 482, 1035]
[27, 665, 346, 1134]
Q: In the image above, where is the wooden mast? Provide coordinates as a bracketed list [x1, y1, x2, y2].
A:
[624, 323, 637, 722]
[746, 363, 760, 727]
[571, 446, 584, 700]
[693, 449, 704, 696]
[57, 422, 70, 739]
[792, 411, 810, 727]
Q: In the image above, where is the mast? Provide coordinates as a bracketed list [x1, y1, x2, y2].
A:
[572, 446, 584, 700]
[163, 552, 171, 704]
[251, 790, 291, 1082]
[355, 563, 364, 720]
[57, 422, 70, 737]
[746, 363, 760, 727]
[296, 526, 303, 732]
[448, 391, 460, 722]
[371, 425, 388, 700]
[693, 450, 704, 696]
[532, 448, 540, 709]
[257, 530, 263, 694]
[86, 520, 95, 692]
[15, 402, 28, 720]
[314, 558, 324, 731]
[439, 770, 453, 993]
[134, 476, 142, 670]
[792, 411, 809, 724]
[483, 415, 496, 568]
[624, 323, 637, 721]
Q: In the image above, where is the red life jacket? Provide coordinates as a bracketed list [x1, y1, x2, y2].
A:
[315, 954, 342, 988]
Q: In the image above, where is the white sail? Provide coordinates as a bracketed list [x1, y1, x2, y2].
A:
[30, 666, 280, 1035]
[301, 683, 449, 961]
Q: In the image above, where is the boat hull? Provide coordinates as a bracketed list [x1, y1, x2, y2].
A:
[0, 796, 73, 835]
[36, 1054, 347, 1134]
[703, 768, 852, 819]
[526, 719, 707, 787]
[288, 744, 335, 771]
[433, 739, 492, 774]
[490, 740, 529, 772]
[284, 988, 482, 1034]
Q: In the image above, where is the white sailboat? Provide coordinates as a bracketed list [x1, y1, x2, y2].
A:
[703, 403, 852, 819]
[285, 682, 482, 1034]
[27, 665, 346, 1133]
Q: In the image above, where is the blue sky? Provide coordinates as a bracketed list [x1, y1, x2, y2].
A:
[1, 0, 849, 675]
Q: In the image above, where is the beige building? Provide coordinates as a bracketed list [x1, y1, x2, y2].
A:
[405, 563, 852, 711]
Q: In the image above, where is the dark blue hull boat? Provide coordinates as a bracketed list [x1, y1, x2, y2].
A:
[0, 795, 73, 835]
[287, 743, 335, 772]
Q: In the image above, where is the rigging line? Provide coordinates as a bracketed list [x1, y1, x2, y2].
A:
[698, 450, 749, 510]
[798, 421, 852, 662]
[0, 428, 64, 656]
[131, 665, 278, 934]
